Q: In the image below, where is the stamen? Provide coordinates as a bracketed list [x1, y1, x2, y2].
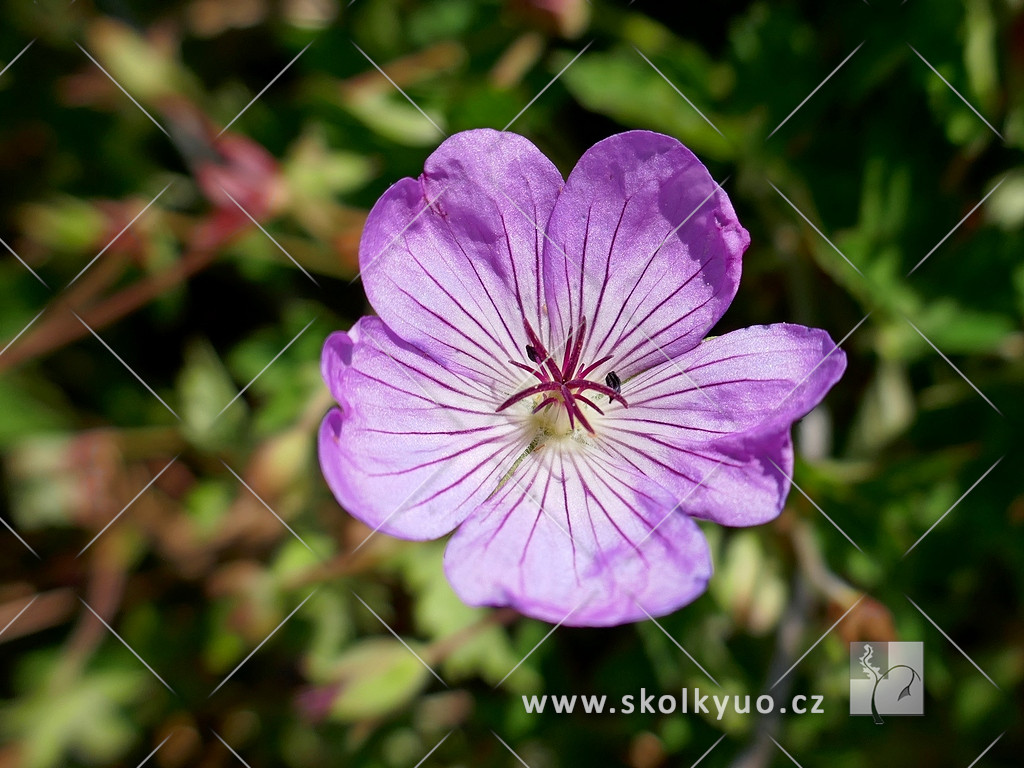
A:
[574, 393, 605, 416]
[523, 319, 562, 382]
[509, 358, 547, 381]
[576, 354, 614, 380]
[500, 318, 628, 433]
[497, 380, 561, 412]
[565, 316, 588, 379]
[605, 370, 621, 394]
[560, 383, 577, 430]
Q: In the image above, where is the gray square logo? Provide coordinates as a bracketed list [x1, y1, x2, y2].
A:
[850, 641, 924, 722]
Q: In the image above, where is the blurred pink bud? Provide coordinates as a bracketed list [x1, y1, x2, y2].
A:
[162, 98, 285, 249]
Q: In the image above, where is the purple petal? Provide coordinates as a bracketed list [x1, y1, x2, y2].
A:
[541, 130, 747, 378]
[319, 316, 529, 540]
[601, 324, 845, 526]
[443, 450, 712, 626]
[358, 129, 563, 386]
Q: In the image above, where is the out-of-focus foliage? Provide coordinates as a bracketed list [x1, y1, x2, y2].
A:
[0, 0, 1021, 766]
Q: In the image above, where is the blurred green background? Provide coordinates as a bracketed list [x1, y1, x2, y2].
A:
[1, 0, 1022, 766]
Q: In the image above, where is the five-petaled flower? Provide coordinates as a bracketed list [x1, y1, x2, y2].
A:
[319, 129, 845, 626]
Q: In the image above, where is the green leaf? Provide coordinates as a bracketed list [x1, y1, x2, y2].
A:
[328, 638, 430, 721]
[178, 340, 247, 450]
[3, 653, 148, 768]
[559, 48, 736, 161]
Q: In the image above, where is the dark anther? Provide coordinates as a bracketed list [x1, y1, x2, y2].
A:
[605, 371, 621, 394]
[498, 318, 627, 434]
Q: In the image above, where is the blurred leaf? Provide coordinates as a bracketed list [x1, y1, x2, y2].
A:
[178, 340, 247, 450]
[3, 653, 148, 768]
[303, 590, 355, 681]
[18, 197, 108, 256]
[963, 0, 999, 113]
[987, 169, 1024, 231]
[184, 479, 234, 538]
[559, 48, 736, 161]
[848, 359, 915, 454]
[344, 92, 446, 145]
[0, 378, 68, 448]
[396, 542, 530, 689]
[88, 18, 190, 101]
[327, 638, 430, 722]
[710, 531, 786, 636]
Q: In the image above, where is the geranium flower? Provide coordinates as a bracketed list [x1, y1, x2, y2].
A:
[319, 129, 845, 626]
